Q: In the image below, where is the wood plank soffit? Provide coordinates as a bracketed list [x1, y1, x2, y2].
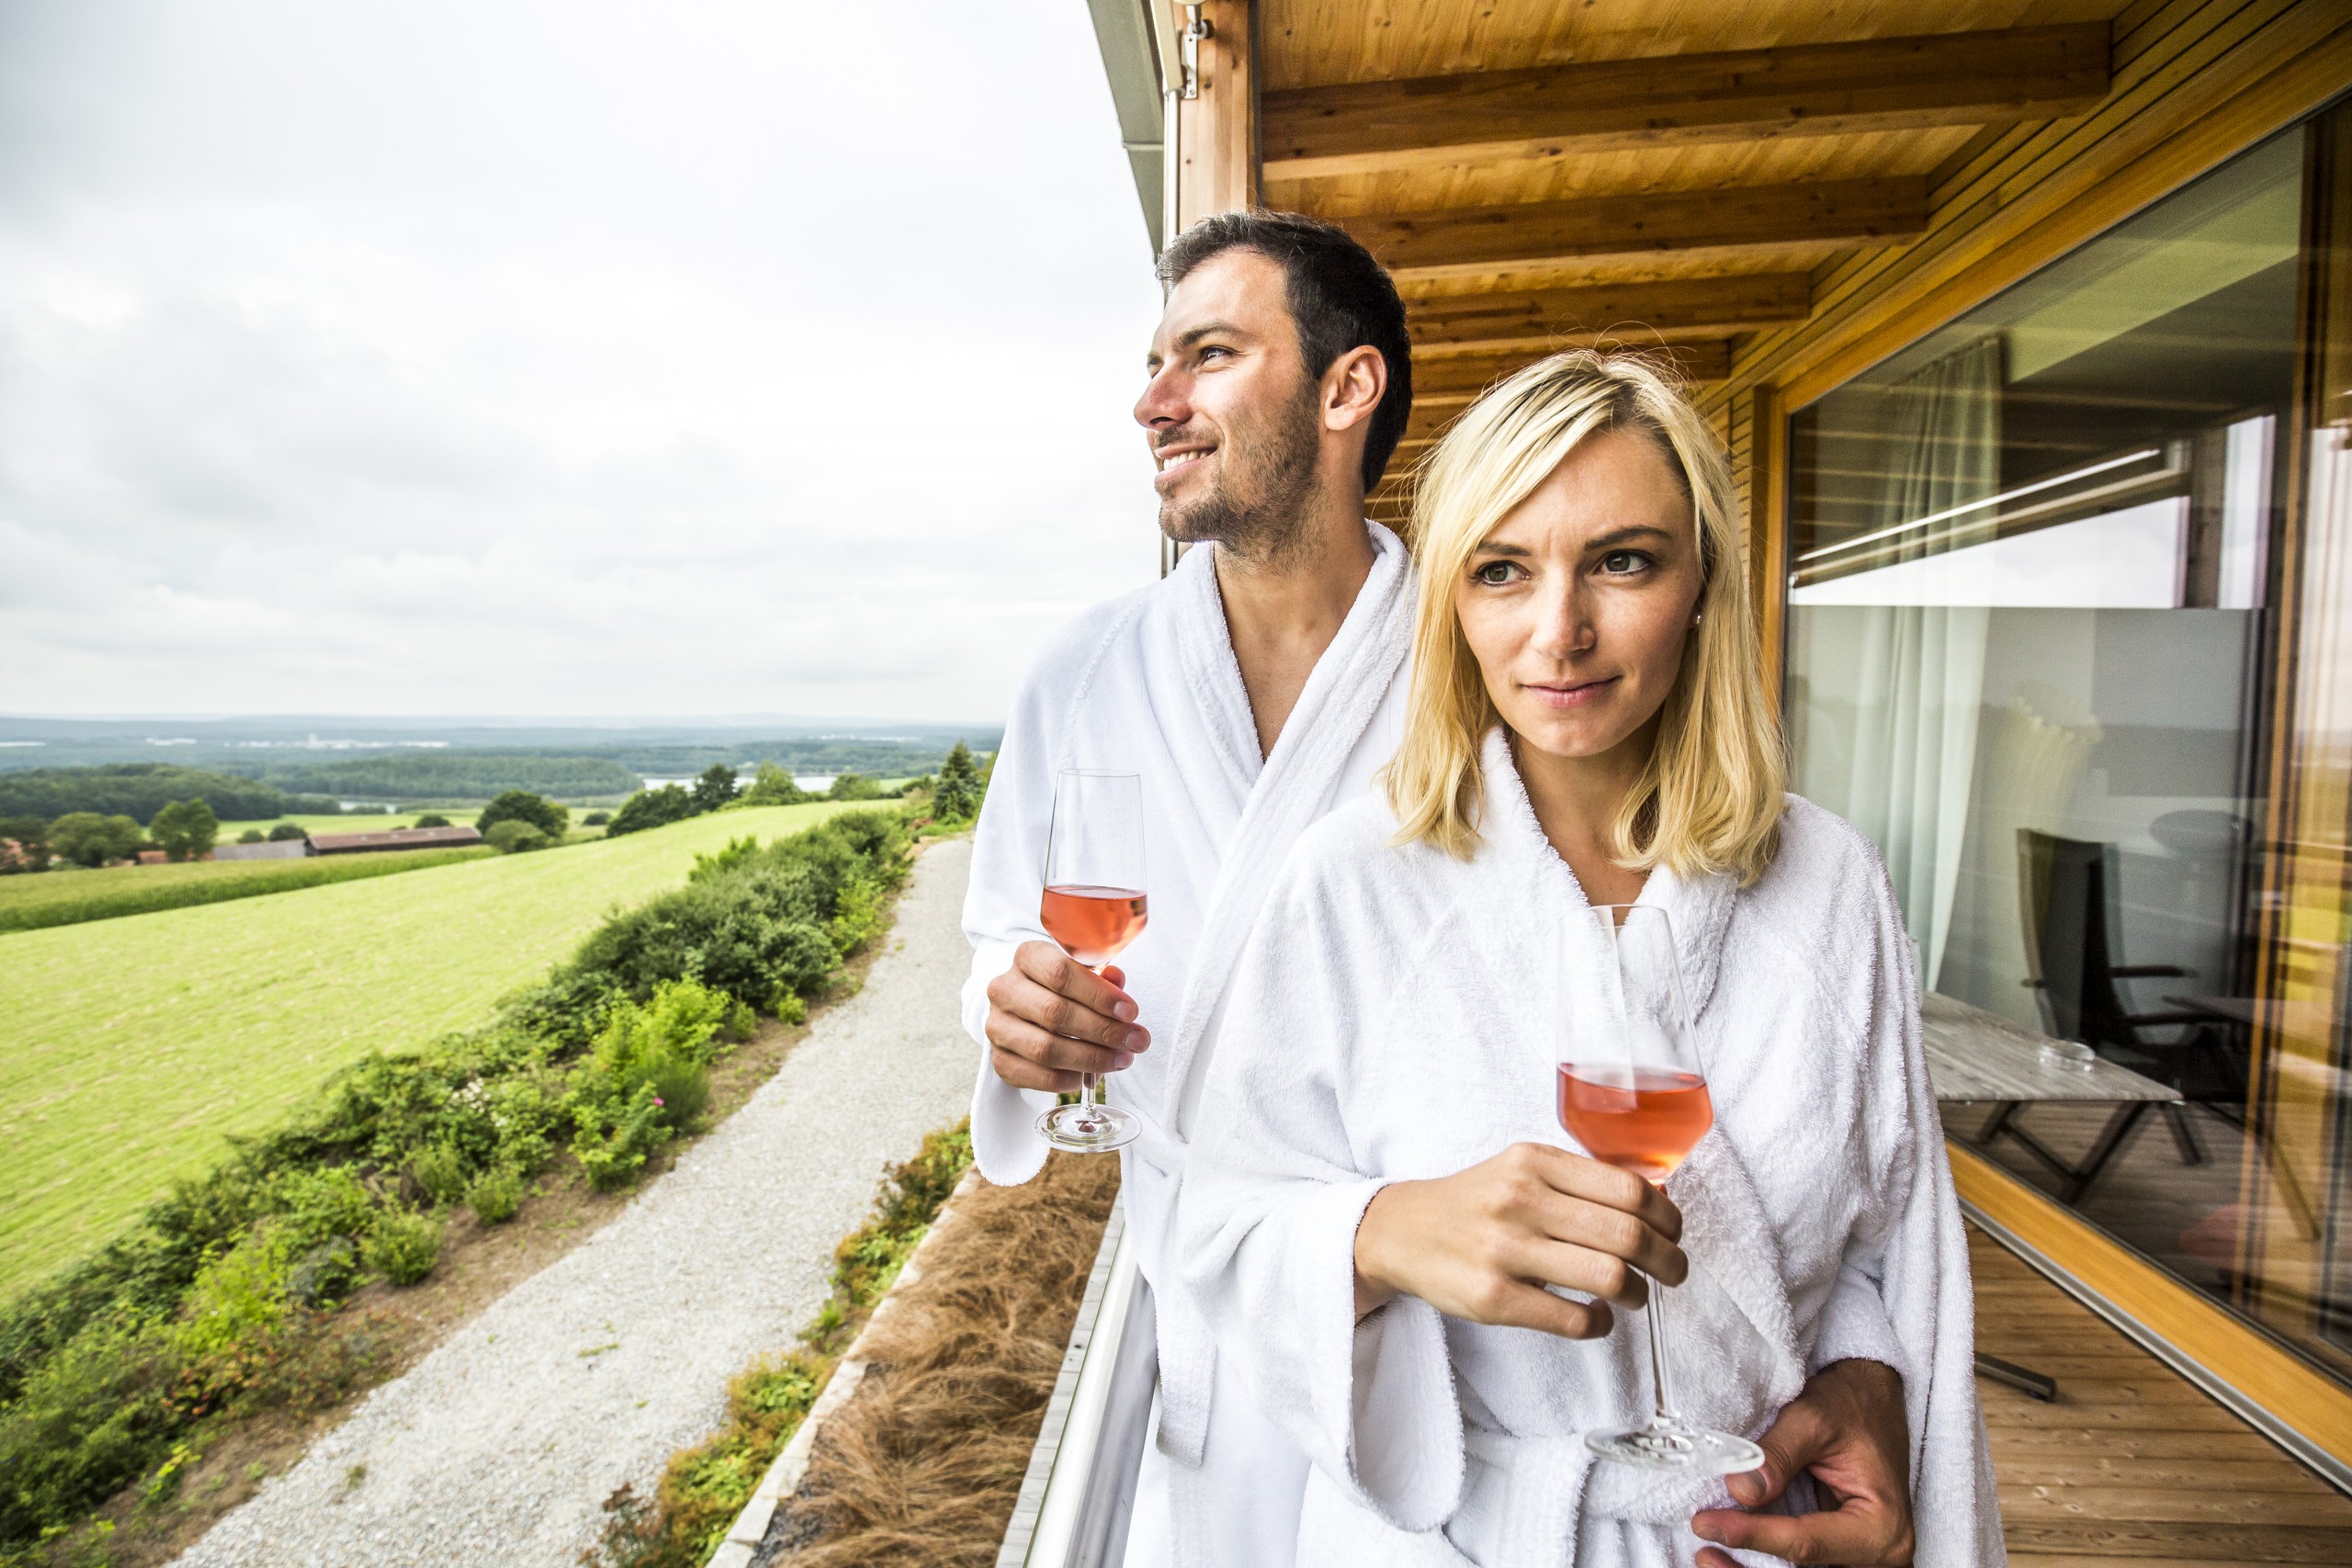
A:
[1412, 339, 1733, 401]
[1408, 273, 1811, 352]
[1263, 22, 2113, 181]
[1334, 178, 1930, 283]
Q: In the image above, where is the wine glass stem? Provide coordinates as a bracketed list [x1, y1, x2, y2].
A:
[1645, 1270, 1679, 1426]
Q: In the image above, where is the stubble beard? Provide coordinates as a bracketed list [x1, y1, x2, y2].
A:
[1157, 383, 1323, 570]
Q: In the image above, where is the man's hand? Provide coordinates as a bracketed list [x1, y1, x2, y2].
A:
[1352, 1143, 1686, 1338]
[983, 941, 1149, 1093]
[1692, 1358, 1914, 1567]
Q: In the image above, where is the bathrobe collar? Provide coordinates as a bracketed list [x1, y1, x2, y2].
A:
[1474, 726, 1737, 1019]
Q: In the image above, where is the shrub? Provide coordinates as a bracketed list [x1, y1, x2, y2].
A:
[360, 1212, 440, 1286]
[0, 1316, 176, 1543]
[168, 1229, 294, 1368]
[826, 773, 883, 801]
[476, 791, 568, 841]
[485, 820, 549, 854]
[605, 784, 695, 838]
[267, 823, 308, 842]
[465, 1166, 525, 1225]
[149, 799, 220, 863]
[270, 1167, 377, 1254]
[0, 816, 51, 872]
[582, 811, 611, 827]
[413, 813, 451, 829]
[688, 836, 762, 884]
[408, 1143, 469, 1208]
[236, 829, 266, 844]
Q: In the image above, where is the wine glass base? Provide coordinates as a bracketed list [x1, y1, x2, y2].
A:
[1037, 1101, 1138, 1153]
[1584, 1420, 1764, 1475]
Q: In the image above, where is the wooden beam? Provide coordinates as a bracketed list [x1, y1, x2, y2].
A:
[1412, 340, 1732, 408]
[1340, 178, 1928, 284]
[1409, 273, 1810, 354]
[1174, 0, 1259, 231]
[1263, 23, 2111, 181]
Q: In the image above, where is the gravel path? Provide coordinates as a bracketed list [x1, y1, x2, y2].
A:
[175, 837, 980, 1568]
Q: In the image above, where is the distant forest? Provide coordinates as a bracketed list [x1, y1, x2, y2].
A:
[254, 754, 642, 800]
[0, 765, 324, 825]
[556, 739, 992, 777]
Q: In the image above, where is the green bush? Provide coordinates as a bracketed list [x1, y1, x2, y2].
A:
[167, 1230, 294, 1367]
[266, 823, 308, 842]
[413, 814, 452, 829]
[408, 1143, 469, 1208]
[736, 763, 808, 807]
[582, 811, 611, 827]
[605, 784, 695, 838]
[826, 773, 883, 801]
[485, 820, 549, 854]
[476, 791, 569, 841]
[0, 1316, 175, 1543]
[236, 829, 266, 845]
[690, 765, 738, 814]
[360, 1212, 440, 1287]
[465, 1166, 525, 1225]
[930, 740, 986, 822]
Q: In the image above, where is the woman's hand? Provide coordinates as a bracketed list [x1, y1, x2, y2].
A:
[1352, 1143, 1687, 1338]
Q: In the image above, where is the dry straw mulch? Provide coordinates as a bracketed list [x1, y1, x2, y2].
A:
[761, 1150, 1122, 1566]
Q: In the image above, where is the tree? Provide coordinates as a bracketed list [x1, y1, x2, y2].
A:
[49, 812, 147, 868]
[0, 816, 51, 872]
[477, 791, 569, 841]
[931, 740, 986, 822]
[691, 764, 739, 814]
[149, 799, 220, 862]
[739, 762, 808, 807]
[582, 811, 611, 827]
[828, 773, 884, 801]
[413, 813, 452, 829]
[267, 823, 309, 842]
[236, 829, 266, 844]
[605, 784, 695, 838]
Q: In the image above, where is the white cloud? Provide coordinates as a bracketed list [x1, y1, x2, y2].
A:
[0, 0, 1166, 720]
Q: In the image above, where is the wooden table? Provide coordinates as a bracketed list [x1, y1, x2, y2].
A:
[1922, 991, 2180, 1202]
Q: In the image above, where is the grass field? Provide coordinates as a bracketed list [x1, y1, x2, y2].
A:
[0, 801, 856, 1292]
[0, 846, 497, 932]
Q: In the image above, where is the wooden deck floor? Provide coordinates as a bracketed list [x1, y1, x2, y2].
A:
[1971, 1227, 2352, 1564]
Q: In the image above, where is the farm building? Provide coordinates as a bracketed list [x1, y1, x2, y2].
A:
[211, 839, 312, 862]
[982, 3, 2352, 1565]
[306, 825, 483, 855]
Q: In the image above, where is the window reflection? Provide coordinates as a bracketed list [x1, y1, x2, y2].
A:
[1786, 114, 2352, 1387]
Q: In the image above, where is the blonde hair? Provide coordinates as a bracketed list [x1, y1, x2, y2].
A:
[1385, 350, 1785, 884]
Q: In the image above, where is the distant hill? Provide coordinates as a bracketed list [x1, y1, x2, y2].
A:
[252, 754, 643, 802]
[0, 764, 304, 825]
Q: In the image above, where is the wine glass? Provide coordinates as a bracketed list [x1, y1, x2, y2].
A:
[1036, 769, 1148, 1153]
[1556, 903, 1763, 1474]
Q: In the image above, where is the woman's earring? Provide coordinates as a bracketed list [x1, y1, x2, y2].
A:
[1691, 611, 1704, 626]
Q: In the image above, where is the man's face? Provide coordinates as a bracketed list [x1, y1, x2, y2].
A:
[1135, 250, 1322, 558]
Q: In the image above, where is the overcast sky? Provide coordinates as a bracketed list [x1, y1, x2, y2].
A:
[0, 1, 1167, 723]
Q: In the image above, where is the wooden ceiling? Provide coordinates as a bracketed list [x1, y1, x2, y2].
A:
[1247, 0, 2130, 521]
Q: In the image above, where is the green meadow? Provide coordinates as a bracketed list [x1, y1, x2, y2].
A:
[0, 845, 497, 932]
[0, 801, 852, 1291]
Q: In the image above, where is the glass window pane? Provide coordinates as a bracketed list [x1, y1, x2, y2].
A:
[1784, 116, 2352, 1389]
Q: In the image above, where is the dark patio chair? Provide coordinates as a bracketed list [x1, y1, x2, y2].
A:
[2016, 828, 2245, 1166]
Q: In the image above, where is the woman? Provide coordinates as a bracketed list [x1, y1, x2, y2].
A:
[1176, 353, 1998, 1566]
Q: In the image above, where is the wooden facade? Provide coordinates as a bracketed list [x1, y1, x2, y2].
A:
[1105, 0, 2352, 1523]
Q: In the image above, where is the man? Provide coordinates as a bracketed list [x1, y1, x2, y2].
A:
[962, 210, 1920, 1568]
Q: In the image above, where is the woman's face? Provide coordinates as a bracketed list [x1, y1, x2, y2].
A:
[1454, 427, 1705, 768]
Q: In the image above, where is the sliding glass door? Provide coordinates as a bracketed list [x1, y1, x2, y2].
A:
[1783, 105, 2352, 1390]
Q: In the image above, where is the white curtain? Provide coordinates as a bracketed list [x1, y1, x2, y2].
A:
[1836, 338, 2003, 989]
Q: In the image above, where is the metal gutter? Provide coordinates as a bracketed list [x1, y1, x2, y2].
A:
[1082, 0, 1168, 254]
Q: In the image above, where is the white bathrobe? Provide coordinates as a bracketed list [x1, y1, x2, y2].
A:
[1179, 733, 2004, 1568]
[960, 522, 1413, 1565]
